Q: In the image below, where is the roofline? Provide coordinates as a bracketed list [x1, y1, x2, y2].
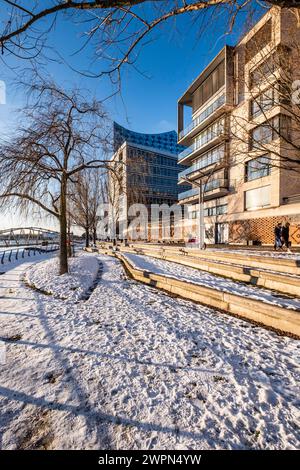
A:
[178, 45, 233, 105]
[177, 7, 276, 105]
[236, 6, 271, 46]
[112, 140, 182, 159]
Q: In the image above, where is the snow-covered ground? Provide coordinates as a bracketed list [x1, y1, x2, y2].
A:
[124, 253, 300, 311]
[142, 244, 300, 260]
[0, 253, 299, 450]
[25, 254, 100, 301]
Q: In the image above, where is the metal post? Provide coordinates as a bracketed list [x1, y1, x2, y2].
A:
[199, 180, 204, 250]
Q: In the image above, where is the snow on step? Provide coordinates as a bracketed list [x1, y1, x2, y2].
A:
[124, 253, 300, 311]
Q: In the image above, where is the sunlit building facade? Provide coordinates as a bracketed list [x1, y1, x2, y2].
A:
[177, 7, 300, 245]
[109, 123, 188, 239]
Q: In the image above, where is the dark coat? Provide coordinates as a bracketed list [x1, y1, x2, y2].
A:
[282, 226, 289, 241]
[274, 226, 282, 238]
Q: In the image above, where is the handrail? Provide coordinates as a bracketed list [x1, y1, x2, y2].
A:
[0, 244, 60, 265]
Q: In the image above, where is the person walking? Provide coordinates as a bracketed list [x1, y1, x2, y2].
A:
[282, 222, 291, 252]
[274, 222, 283, 250]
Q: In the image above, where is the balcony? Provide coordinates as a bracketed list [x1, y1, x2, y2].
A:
[178, 119, 226, 165]
[179, 93, 227, 144]
[178, 46, 234, 147]
[178, 188, 199, 202]
[178, 147, 225, 184]
[178, 178, 229, 204]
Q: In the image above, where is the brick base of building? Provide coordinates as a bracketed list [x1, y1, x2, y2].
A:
[229, 215, 300, 245]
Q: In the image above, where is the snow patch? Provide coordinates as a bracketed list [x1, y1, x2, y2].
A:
[25, 254, 100, 301]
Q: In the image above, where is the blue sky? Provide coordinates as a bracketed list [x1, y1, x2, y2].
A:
[0, 1, 265, 229]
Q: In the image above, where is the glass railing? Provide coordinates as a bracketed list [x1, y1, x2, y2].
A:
[178, 179, 228, 201]
[178, 188, 199, 201]
[178, 130, 224, 162]
[179, 93, 226, 140]
[204, 178, 228, 192]
[178, 146, 224, 180]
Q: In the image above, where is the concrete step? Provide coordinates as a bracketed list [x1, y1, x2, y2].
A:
[117, 252, 300, 338]
[114, 246, 300, 298]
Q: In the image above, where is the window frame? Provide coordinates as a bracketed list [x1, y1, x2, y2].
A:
[245, 154, 271, 182]
[244, 185, 271, 211]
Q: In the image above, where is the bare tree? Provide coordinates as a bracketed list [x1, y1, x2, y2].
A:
[69, 168, 104, 247]
[0, 78, 111, 274]
[1, 2, 299, 82]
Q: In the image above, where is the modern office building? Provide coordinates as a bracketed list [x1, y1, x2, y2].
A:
[177, 6, 300, 245]
[109, 122, 188, 240]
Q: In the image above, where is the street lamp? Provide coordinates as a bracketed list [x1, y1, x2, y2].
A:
[180, 162, 222, 250]
[181, 176, 205, 250]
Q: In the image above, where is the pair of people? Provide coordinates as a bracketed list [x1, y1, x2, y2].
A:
[274, 222, 290, 251]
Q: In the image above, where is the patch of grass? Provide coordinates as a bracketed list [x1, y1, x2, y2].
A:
[44, 372, 61, 384]
[213, 375, 228, 383]
[1, 333, 22, 342]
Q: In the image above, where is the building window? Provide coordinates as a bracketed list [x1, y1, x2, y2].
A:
[245, 19, 272, 63]
[204, 204, 228, 217]
[194, 117, 225, 150]
[250, 88, 274, 118]
[249, 114, 290, 150]
[249, 53, 277, 88]
[193, 144, 225, 172]
[245, 155, 271, 182]
[193, 60, 225, 112]
[245, 185, 271, 210]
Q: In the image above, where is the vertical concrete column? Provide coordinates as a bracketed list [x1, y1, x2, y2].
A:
[178, 103, 184, 139]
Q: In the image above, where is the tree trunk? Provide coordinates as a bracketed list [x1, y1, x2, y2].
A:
[67, 214, 72, 257]
[93, 225, 97, 245]
[59, 175, 68, 275]
[85, 226, 90, 248]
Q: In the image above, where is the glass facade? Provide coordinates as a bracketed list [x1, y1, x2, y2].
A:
[113, 122, 189, 206]
[249, 53, 277, 88]
[113, 122, 185, 154]
[178, 188, 199, 201]
[204, 204, 228, 216]
[245, 19, 272, 63]
[178, 179, 228, 201]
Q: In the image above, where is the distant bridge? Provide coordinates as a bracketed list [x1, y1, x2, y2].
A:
[0, 227, 60, 247]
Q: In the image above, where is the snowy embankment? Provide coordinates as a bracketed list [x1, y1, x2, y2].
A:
[25, 254, 99, 301]
[123, 253, 300, 311]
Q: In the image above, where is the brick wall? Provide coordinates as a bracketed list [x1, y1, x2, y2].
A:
[229, 215, 300, 245]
